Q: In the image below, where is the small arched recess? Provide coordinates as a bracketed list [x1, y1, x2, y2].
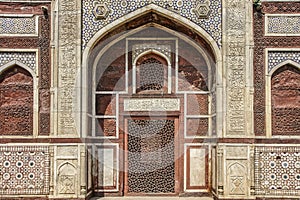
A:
[0, 61, 37, 136]
[266, 61, 300, 137]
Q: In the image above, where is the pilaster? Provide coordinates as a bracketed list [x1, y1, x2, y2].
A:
[56, 0, 82, 136]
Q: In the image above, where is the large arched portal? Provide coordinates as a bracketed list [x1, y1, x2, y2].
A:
[85, 11, 219, 197]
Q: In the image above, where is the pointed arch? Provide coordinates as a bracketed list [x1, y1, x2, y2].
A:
[83, 4, 221, 61]
[81, 4, 223, 138]
[269, 60, 300, 76]
[266, 61, 300, 137]
[133, 50, 171, 94]
[58, 162, 77, 175]
[0, 60, 36, 78]
[0, 61, 38, 136]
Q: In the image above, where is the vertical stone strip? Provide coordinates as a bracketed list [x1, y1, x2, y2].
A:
[224, 0, 247, 136]
[58, 0, 81, 135]
[217, 146, 224, 195]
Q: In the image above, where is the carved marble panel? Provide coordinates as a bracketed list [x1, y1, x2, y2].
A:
[226, 146, 248, 159]
[57, 146, 78, 158]
[57, 161, 77, 195]
[124, 98, 180, 111]
[226, 160, 247, 196]
[224, 0, 247, 135]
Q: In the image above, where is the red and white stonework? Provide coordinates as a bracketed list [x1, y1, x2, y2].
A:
[0, 0, 299, 199]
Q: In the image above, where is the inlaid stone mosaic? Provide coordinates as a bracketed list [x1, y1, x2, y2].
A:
[0, 146, 50, 195]
[0, 16, 37, 35]
[268, 51, 300, 72]
[267, 15, 300, 35]
[82, 0, 222, 48]
[255, 146, 300, 196]
[0, 52, 36, 71]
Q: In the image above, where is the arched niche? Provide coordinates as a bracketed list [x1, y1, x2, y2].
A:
[57, 162, 77, 195]
[82, 6, 222, 196]
[83, 10, 221, 136]
[135, 53, 169, 94]
[0, 64, 34, 135]
[82, 9, 222, 137]
[271, 64, 300, 136]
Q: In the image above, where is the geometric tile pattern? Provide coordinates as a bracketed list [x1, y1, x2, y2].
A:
[0, 52, 36, 71]
[82, 0, 222, 49]
[267, 15, 300, 35]
[268, 51, 300, 72]
[0, 146, 49, 195]
[0, 17, 37, 35]
[255, 146, 300, 196]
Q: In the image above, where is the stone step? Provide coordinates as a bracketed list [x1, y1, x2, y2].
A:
[91, 197, 214, 200]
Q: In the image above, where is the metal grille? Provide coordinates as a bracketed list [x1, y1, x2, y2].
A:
[128, 119, 175, 193]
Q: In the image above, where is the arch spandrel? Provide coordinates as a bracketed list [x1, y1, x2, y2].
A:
[82, 2, 222, 49]
[83, 5, 221, 62]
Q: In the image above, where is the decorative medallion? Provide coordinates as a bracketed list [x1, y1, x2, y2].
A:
[93, 2, 110, 20]
[193, 1, 211, 19]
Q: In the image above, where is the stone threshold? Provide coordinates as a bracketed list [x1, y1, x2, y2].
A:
[91, 197, 214, 200]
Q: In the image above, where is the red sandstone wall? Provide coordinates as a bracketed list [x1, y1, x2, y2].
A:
[0, 2, 51, 135]
[0, 67, 33, 135]
[253, 2, 300, 136]
[271, 65, 300, 135]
